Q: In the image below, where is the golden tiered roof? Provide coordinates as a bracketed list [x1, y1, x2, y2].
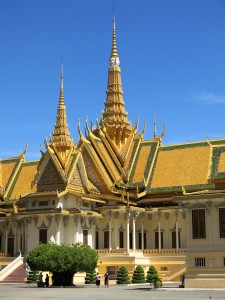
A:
[2, 17, 225, 215]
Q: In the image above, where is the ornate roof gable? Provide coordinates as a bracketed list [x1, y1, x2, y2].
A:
[37, 156, 65, 192]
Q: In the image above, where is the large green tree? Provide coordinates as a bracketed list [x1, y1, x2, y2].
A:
[27, 243, 98, 286]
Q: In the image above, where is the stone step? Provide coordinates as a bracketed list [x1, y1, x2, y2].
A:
[1, 264, 26, 283]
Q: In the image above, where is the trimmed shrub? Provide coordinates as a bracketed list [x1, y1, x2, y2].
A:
[116, 266, 131, 284]
[132, 265, 146, 284]
[27, 270, 39, 283]
[85, 269, 96, 284]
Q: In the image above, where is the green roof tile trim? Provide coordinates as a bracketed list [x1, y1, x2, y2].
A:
[6, 164, 23, 200]
[23, 161, 39, 166]
[125, 136, 141, 173]
[210, 146, 225, 179]
[128, 141, 158, 185]
[210, 139, 225, 146]
[159, 141, 209, 152]
[0, 157, 21, 164]
[148, 183, 215, 194]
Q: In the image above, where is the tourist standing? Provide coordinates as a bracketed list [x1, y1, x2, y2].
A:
[95, 272, 101, 287]
[104, 272, 109, 288]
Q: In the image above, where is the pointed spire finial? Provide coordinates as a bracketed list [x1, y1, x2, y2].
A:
[109, 13, 120, 67]
[60, 62, 63, 90]
[154, 108, 157, 138]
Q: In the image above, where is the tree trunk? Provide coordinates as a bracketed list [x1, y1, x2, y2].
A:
[52, 271, 74, 286]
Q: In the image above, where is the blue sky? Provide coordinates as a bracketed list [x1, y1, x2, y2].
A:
[1, 0, 225, 160]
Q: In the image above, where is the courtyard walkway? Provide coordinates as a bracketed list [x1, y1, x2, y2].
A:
[0, 282, 224, 300]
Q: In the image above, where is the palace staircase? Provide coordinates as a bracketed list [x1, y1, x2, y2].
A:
[1, 264, 26, 283]
[0, 253, 26, 283]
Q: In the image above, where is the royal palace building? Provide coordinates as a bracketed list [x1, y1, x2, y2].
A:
[0, 18, 225, 288]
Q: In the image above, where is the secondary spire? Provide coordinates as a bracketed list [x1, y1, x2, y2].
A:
[50, 64, 72, 150]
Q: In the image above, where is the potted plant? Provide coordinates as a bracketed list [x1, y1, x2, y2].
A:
[146, 265, 162, 288]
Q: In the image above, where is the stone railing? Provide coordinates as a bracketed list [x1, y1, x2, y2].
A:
[0, 252, 5, 257]
[96, 248, 186, 256]
[96, 249, 128, 255]
[143, 248, 186, 255]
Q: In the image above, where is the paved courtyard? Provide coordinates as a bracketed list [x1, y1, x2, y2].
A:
[0, 282, 224, 300]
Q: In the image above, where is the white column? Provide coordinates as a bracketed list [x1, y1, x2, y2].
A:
[18, 224, 21, 253]
[141, 213, 144, 250]
[14, 221, 17, 256]
[55, 215, 61, 245]
[126, 211, 130, 252]
[132, 212, 139, 251]
[108, 212, 112, 251]
[157, 212, 161, 252]
[132, 216, 136, 250]
[175, 210, 179, 252]
[24, 218, 31, 255]
[5, 229, 8, 256]
[73, 215, 79, 244]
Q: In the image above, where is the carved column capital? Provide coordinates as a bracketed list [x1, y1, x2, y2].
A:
[157, 211, 161, 221]
[46, 215, 52, 226]
[133, 211, 139, 221]
[173, 210, 179, 221]
[89, 217, 96, 229]
[55, 215, 61, 225]
[33, 216, 38, 227]
[125, 210, 131, 221]
[63, 216, 69, 227]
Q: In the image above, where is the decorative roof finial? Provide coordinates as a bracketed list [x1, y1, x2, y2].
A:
[109, 14, 120, 67]
[59, 62, 64, 104]
[154, 110, 157, 138]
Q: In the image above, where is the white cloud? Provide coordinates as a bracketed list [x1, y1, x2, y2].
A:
[193, 91, 225, 105]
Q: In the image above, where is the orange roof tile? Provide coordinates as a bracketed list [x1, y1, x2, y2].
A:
[218, 152, 225, 173]
[0, 159, 18, 190]
[10, 162, 38, 199]
[151, 145, 211, 188]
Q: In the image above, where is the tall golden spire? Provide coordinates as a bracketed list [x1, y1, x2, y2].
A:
[50, 65, 72, 151]
[101, 17, 133, 148]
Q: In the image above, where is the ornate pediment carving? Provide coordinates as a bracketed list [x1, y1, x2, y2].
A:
[38, 159, 64, 188]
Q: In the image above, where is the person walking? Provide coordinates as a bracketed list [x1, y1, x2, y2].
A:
[95, 272, 101, 288]
[104, 272, 109, 288]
